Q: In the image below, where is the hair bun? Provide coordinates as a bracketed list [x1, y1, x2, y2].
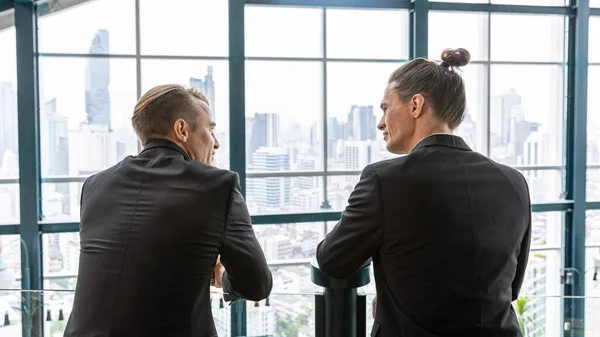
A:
[440, 48, 471, 69]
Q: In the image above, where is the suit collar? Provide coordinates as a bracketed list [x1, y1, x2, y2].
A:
[411, 134, 471, 153]
[140, 139, 189, 160]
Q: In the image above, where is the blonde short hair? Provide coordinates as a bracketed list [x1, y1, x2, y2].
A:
[132, 84, 209, 144]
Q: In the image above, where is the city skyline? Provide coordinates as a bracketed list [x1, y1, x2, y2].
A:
[1, 2, 600, 336]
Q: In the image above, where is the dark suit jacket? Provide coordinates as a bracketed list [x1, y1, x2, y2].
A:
[317, 134, 531, 337]
[64, 139, 272, 337]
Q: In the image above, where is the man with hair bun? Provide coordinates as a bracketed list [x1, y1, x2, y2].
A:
[317, 49, 531, 337]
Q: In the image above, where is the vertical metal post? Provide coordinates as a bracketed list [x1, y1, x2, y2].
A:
[564, 1, 588, 336]
[229, 1, 247, 335]
[315, 294, 325, 337]
[15, 1, 43, 336]
[230, 0, 246, 195]
[411, 0, 428, 59]
[321, 6, 331, 209]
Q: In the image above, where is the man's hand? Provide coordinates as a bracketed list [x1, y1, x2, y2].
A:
[372, 296, 377, 319]
[211, 256, 225, 288]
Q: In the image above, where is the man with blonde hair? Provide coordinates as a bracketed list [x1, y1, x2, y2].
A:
[64, 85, 272, 337]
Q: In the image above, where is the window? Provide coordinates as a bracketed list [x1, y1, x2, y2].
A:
[37, 0, 231, 222]
[430, 0, 566, 4]
[140, 0, 228, 57]
[0, 19, 18, 225]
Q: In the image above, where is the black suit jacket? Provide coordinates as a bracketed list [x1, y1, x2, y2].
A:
[317, 134, 531, 337]
[64, 139, 272, 337]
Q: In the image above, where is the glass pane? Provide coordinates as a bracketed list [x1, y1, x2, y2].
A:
[254, 222, 324, 262]
[249, 294, 314, 337]
[591, 18, 600, 63]
[326, 62, 399, 170]
[457, 64, 488, 155]
[519, 250, 562, 337]
[586, 248, 600, 336]
[490, 65, 565, 166]
[589, 169, 600, 201]
[588, 210, 600, 245]
[530, 212, 563, 247]
[246, 61, 323, 172]
[491, 14, 565, 62]
[0, 235, 22, 289]
[327, 175, 359, 211]
[0, 184, 19, 224]
[326, 9, 409, 60]
[493, 0, 566, 4]
[140, 0, 228, 57]
[0, 24, 19, 223]
[589, 66, 600, 165]
[246, 177, 324, 214]
[39, 57, 137, 221]
[428, 11, 488, 62]
[520, 169, 564, 203]
[592, 0, 600, 7]
[43, 233, 80, 291]
[141, 59, 230, 169]
[38, 0, 136, 55]
[245, 6, 322, 58]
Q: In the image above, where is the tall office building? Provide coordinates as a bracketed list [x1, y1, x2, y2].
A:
[491, 88, 522, 147]
[85, 29, 111, 129]
[189, 66, 216, 121]
[247, 147, 290, 210]
[348, 105, 377, 141]
[40, 98, 71, 215]
[247, 113, 280, 160]
[0, 82, 17, 168]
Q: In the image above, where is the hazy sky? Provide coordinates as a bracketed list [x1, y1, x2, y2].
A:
[0, 0, 599, 153]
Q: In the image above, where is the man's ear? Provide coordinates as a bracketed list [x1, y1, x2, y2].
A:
[411, 94, 425, 119]
[173, 118, 189, 142]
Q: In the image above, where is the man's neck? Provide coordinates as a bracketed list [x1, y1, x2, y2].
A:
[408, 126, 453, 153]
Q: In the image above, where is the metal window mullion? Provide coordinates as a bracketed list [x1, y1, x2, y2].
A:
[135, 0, 142, 154]
[229, 1, 247, 335]
[321, 6, 331, 209]
[15, 1, 44, 336]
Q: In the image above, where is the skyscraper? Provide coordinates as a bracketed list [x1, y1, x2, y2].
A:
[248, 113, 280, 160]
[348, 105, 377, 141]
[85, 29, 111, 129]
[247, 147, 290, 210]
[189, 66, 216, 120]
[491, 88, 522, 147]
[0, 82, 17, 168]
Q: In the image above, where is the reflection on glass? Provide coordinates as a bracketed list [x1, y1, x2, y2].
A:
[246, 177, 324, 215]
[589, 67, 600, 165]
[140, 0, 228, 56]
[588, 169, 600, 201]
[326, 9, 409, 60]
[326, 62, 399, 169]
[141, 59, 230, 169]
[490, 65, 564, 166]
[245, 6, 323, 58]
[428, 11, 488, 62]
[38, 0, 136, 55]
[247, 294, 313, 337]
[245, 61, 323, 172]
[491, 14, 565, 62]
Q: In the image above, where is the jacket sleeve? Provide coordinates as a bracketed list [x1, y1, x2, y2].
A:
[316, 165, 384, 279]
[221, 172, 273, 302]
[512, 184, 532, 301]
